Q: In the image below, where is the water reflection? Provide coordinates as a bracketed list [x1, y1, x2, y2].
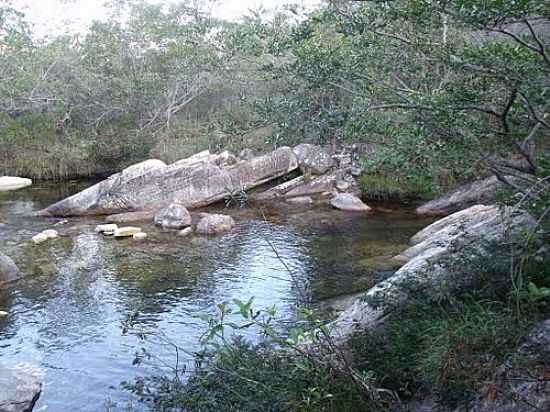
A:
[0, 182, 433, 410]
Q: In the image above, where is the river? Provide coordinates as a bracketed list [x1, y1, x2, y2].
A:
[0, 181, 432, 411]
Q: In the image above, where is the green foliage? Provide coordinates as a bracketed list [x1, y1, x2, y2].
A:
[125, 300, 382, 412]
[1, 0, 548, 185]
[129, 337, 370, 412]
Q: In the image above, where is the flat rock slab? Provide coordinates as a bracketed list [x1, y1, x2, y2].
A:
[0, 177, 32, 192]
[105, 210, 157, 223]
[0, 363, 42, 412]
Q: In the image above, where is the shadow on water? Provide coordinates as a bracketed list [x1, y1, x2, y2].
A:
[0, 181, 434, 410]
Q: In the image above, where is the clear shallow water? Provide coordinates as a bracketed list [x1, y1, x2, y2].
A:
[0, 182, 433, 411]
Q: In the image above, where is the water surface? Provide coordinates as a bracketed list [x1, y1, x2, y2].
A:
[0, 182, 433, 411]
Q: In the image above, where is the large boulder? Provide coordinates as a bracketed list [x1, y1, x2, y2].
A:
[154, 203, 191, 229]
[327, 205, 535, 344]
[0, 177, 32, 192]
[0, 363, 42, 412]
[195, 213, 235, 235]
[330, 193, 371, 212]
[0, 253, 22, 287]
[292, 144, 335, 175]
[39, 148, 298, 217]
[38, 159, 167, 216]
[416, 176, 505, 216]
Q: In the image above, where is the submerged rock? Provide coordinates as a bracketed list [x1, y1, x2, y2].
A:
[0, 253, 22, 287]
[330, 193, 371, 212]
[0, 363, 42, 412]
[286, 196, 314, 205]
[327, 205, 535, 344]
[113, 227, 142, 238]
[0, 176, 32, 192]
[416, 175, 507, 216]
[195, 213, 235, 235]
[106, 210, 157, 223]
[133, 232, 148, 241]
[39, 148, 298, 217]
[154, 203, 191, 229]
[292, 144, 335, 175]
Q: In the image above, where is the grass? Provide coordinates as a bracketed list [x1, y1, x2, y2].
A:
[352, 298, 541, 409]
[359, 174, 434, 202]
[0, 111, 275, 180]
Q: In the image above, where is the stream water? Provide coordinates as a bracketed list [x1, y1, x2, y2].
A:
[0, 181, 433, 411]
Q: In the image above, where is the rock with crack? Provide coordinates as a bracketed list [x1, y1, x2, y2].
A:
[0, 363, 42, 412]
[39, 148, 298, 217]
[292, 144, 335, 175]
[327, 205, 535, 345]
[254, 172, 341, 202]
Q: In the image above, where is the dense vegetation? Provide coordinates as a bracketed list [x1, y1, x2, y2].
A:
[2, 0, 548, 192]
[2, 0, 549, 410]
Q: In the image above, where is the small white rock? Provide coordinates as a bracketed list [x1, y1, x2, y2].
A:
[32, 229, 58, 244]
[178, 227, 193, 237]
[133, 232, 148, 240]
[42, 229, 58, 239]
[113, 227, 142, 238]
[95, 224, 118, 235]
[0, 311, 8, 317]
[32, 233, 48, 244]
[53, 219, 69, 226]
